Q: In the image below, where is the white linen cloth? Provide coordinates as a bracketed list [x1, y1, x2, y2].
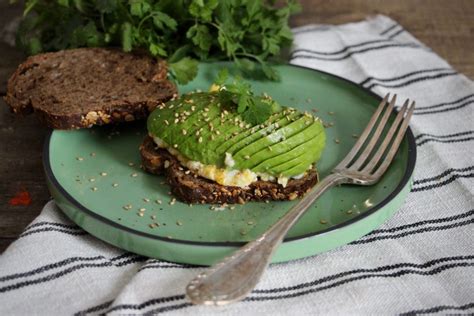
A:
[1, 15, 473, 315]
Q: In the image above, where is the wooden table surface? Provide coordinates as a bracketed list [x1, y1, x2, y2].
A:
[0, 0, 472, 253]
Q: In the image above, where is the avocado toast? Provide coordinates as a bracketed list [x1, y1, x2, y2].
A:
[140, 82, 326, 204]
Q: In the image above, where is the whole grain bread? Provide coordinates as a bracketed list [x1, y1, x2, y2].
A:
[140, 136, 319, 204]
[4, 48, 177, 129]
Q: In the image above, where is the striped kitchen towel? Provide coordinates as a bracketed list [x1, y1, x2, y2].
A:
[0, 15, 473, 315]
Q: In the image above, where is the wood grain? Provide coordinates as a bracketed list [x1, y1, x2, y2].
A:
[0, 0, 472, 253]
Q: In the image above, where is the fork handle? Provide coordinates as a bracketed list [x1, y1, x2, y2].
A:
[186, 173, 346, 305]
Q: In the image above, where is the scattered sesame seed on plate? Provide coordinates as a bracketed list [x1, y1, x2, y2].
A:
[139, 208, 146, 212]
[320, 219, 328, 224]
[89, 178, 95, 182]
[90, 152, 96, 157]
[176, 221, 183, 226]
[91, 187, 98, 191]
[128, 162, 135, 166]
[76, 157, 84, 161]
[131, 173, 138, 177]
[155, 199, 162, 204]
[112, 183, 119, 187]
[100, 172, 107, 176]
[143, 198, 150, 202]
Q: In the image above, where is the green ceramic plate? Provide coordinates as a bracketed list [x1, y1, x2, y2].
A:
[44, 63, 416, 265]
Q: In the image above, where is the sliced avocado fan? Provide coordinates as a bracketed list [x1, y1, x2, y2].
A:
[147, 92, 326, 177]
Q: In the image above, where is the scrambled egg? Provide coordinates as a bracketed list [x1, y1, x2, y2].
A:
[152, 135, 302, 188]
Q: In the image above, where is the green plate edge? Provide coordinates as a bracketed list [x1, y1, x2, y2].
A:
[43, 63, 417, 266]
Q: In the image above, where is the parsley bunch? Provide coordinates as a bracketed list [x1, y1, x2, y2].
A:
[213, 69, 282, 125]
[16, 0, 301, 84]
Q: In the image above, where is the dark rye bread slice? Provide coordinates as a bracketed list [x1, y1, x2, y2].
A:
[4, 48, 177, 129]
[140, 136, 319, 204]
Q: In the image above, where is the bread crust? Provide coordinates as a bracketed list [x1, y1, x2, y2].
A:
[4, 48, 177, 129]
[139, 136, 319, 204]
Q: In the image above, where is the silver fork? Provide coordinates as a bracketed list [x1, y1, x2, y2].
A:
[186, 94, 415, 306]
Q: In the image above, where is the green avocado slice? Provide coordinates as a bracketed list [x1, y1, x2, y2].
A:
[235, 119, 324, 172]
[221, 111, 301, 157]
[252, 133, 325, 175]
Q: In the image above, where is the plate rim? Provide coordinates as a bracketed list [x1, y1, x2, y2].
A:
[43, 63, 417, 247]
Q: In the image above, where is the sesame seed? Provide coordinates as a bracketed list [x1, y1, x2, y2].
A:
[100, 172, 107, 176]
[76, 157, 84, 161]
[204, 107, 209, 112]
[173, 144, 178, 148]
[334, 138, 340, 144]
[155, 199, 162, 204]
[247, 221, 254, 225]
[139, 208, 146, 212]
[143, 198, 150, 202]
[131, 173, 138, 177]
[174, 113, 179, 118]
[346, 210, 353, 214]
[89, 178, 96, 182]
[176, 221, 183, 226]
[91, 187, 98, 191]
[90, 152, 96, 157]
[112, 183, 119, 187]
[352, 134, 359, 139]
[230, 206, 235, 210]
[182, 129, 187, 135]
[128, 162, 135, 166]
[244, 155, 250, 160]
[211, 135, 215, 140]
[151, 215, 156, 219]
[198, 137, 203, 143]
[195, 130, 200, 136]
[268, 146, 273, 151]
[123, 204, 132, 210]
[137, 212, 144, 217]
[148, 224, 155, 229]
[169, 198, 176, 205]
[174, 118, 179, 124]
[215, 130, 220, 135]
[320, 219, 328, 224]
[164, 120, 169, 125]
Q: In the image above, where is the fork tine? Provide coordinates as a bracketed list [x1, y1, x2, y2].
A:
[350, 94, 397, 170]
[336, 93, 391, 169]
[362, 99, 410, 174]
[372, 101, 415, 179]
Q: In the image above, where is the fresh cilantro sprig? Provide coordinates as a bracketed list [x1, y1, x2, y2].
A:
[15, 0, 301, 84]
[214, 69, 281, 125]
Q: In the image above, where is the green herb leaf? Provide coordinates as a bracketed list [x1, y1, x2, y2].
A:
[169, 57, 199, 85]
[241, 98, 274, 125]
[214, 68, 229, 85]
[186, 24, 212, 51]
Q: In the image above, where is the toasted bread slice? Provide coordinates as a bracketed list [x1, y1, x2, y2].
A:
[139, 136, 319, 204]
[4, 48, 177, 129]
